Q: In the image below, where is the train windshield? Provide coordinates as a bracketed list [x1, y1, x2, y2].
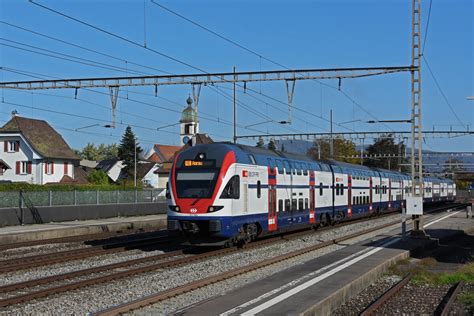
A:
[175, 169, 218, 198]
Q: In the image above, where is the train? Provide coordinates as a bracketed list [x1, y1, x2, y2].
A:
[166, 142, 456, 246]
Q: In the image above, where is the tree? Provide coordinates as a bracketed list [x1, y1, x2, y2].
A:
[364, 134, 407, 171]
[118, 126, 143, 177]
[307, 138, 359, 163]
[78, 143, 119, 161]
[80, 143, 100, 161]
[256, 137, 265, 148]
[268, 139, 277, 151]
[87, 170, 109, 185]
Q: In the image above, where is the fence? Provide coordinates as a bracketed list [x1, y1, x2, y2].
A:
[0, 189, 165, 209]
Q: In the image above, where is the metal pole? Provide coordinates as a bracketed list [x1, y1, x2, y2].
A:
[330, 109, 334, 159]
[233, 66, 237, 143]
[360, 138, 364, 165]
[19, 190, 24, 225]
[134, 137, 137, 188]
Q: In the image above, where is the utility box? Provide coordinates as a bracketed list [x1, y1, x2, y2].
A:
[406, 196, 423, 215]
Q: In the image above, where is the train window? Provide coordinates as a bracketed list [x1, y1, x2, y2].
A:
[176, 171, 218, 198]
[298, 198, 304, 210]
[302, 163, 308, 176]
[276, 159, 284, 174]
[340, 184, 344, 195]
[352, 196, 356, 205]
[284, 161, 291, 175]
[319, 183, 324, 196]
[248, 154, 257, 165]
[305, 198, 309, 210]
[292, 199, 297, 211]
[257, 181, 261, 198]
[278, 199, 283, 213]
[219, 175, 240, 199]
[285, 199, 290, 212]
[295, 162, 302, 175]
[267, 158, 275, 170]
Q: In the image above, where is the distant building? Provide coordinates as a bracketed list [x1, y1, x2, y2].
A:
[136, 162, 160, 188]
[180, 96, 199, 145]
[145, 144, 182, 164]
[0, 113, 80, 184]
[95, 159, 125, 183]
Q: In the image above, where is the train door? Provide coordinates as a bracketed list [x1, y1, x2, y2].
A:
[347, 175, 352, 218]
[388, 179, 392, 209]
[369, 176, 373, 213]
[241, 169, 249, 214]
[309, 170, 316, 224]
[267, 166, 277, 232]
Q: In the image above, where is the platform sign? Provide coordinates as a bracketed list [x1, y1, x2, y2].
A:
[406, 196, 423, 215]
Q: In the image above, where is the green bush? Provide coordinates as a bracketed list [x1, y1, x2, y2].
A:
[87, 170, 109, 185]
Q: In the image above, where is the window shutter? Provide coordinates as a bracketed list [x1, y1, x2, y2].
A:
[15, 141, 19, 152]
[64, 162, 68, 175]
[27, 161, 32, 174]
[51, 161, 54, 174]
[16, 161, 20, 175]
[45, 162, 47, 174]
[3, 141, 7, 152]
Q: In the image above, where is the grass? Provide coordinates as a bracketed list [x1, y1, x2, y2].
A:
[389, 259, 474, 285]
[458, 292, 474, 315]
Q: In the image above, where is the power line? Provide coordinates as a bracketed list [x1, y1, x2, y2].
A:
[422, 55, 465, 129]
[1, 66, 269, 136]
[422, 0, 433, 55]
[0, 21, 171, 75]
[28, 0, 386, 134]
[0, 38, 148, 75]
[149, 0, 393, 132]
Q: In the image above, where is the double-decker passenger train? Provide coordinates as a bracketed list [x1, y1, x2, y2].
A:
[166, 143, 456, 246]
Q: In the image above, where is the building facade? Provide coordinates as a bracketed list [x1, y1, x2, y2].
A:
[0, 115, 80, 184]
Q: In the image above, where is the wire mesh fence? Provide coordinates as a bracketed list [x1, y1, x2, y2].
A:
[0, 189, 165, 208]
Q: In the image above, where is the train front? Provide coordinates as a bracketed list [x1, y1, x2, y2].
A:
[167, 144, 238, 245]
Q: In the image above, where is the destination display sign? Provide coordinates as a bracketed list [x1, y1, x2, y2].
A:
[183, 159, 215, 168]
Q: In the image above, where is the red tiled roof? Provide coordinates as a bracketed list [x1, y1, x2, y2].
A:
[151, 144, 182, 163]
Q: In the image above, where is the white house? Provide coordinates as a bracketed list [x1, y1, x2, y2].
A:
[95, 159, 125, 183]
[0, 114, 80, 184]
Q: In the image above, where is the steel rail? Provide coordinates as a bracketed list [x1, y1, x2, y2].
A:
[438, 281, 465, 316]
[360, 273, 413, 316]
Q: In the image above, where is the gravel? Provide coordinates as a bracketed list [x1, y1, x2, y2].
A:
[377, 282, 451, 315]
[0, 249, 166, 287]
[0, 213, 401, 315]
[332, 274, 403, 316]
[0, 242, 90, 261]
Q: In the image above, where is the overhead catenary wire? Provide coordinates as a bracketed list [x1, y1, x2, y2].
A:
[1, 66, 270, 136]
[422, 56, 466, 129]
[0, 21, 172, 75]
[26, 0, 369, 133]
[149, 0, 394, 132]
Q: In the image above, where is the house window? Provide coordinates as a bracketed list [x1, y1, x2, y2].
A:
[45, 161, 54, 175]
[16, 161, 31, 175]
[4, 140, 19, 153]
[64, 162, 69, 175]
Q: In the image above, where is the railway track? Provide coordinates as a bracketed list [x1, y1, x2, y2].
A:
[0, 228, 158, 252]
[0, 231, 172, 273]
[360, 276, 465, 316]
[0, 203, 465, 311]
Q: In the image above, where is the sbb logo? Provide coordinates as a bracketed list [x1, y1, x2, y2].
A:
[190, 208, 198, 213]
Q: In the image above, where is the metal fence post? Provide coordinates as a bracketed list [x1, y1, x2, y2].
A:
[74, 189, 77, 206]
[96, 190, 99, 205]
[135, 189, 138, 203]
[49, 190, 52, 207]
[150, 189, 153, 202]
[116, 190, 119, 204]
[19, 190, 24, 225]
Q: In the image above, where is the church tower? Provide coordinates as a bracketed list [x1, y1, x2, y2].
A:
[180, 96, 199, 145]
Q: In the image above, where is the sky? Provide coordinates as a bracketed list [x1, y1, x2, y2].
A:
[0, 0, 472, 153]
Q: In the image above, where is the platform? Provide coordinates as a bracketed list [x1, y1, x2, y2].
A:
[0, 214, 167, 244]
[180, 209, 473, 316]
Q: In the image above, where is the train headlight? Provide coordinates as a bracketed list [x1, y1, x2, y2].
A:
[168, 205, 180, 212]
[207, 206, 224, 213]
